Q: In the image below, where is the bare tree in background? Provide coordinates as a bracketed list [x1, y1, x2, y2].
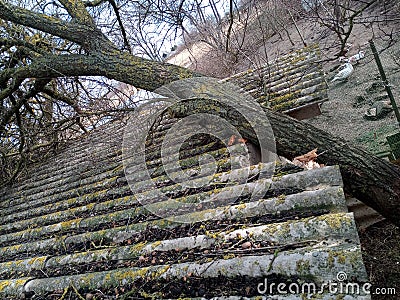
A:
[176, 0, 400, 76]
[295, 0, 400, 57]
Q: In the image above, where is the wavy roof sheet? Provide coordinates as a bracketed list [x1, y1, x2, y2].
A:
[223, 44, 328, 114]
[0, 100, 369, 299]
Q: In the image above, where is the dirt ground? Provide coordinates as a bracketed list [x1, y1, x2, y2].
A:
[360, 221, 400, 299]
[306, 40, 400, 154]
[307, 39, 400, 300]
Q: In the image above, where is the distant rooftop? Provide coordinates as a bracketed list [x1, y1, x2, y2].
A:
[223, 44, 328, 119]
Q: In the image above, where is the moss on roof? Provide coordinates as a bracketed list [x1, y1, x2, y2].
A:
[0, 97, 367, 299]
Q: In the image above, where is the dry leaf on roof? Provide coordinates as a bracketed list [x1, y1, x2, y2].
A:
[292, 148, 324, 170]
[294, 148, 318, 162]
[227, 135, 247, 146]
[228, 135, 236, 146]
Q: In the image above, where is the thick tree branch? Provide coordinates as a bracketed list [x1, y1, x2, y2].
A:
[2, 52, 201, 91]
[58, 0, 95, 26]
[0, 38, 49, 56]
[0, 0, 114, 51]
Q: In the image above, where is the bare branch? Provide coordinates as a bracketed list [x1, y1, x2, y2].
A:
[225, 0, 234, 52]
[108, 0, 132, 52]
[0, 78, 50, 134]
[58, 0, 95, 26]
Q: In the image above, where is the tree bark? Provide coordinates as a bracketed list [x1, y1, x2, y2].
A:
[0, 52, 200, 94]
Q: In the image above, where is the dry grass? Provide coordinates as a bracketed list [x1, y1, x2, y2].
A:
[360, 221, 400, 299]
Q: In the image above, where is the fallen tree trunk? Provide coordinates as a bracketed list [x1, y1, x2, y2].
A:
[265, 109, 400, 227]
[166, 95, 400, 227]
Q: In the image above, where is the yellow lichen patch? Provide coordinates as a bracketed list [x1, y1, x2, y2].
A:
[63, 217, 82, 228]
[151, 265, 170, 279]
[15, 278, 29, 287]
[0, 278, 30, 293]
[204, 230, 219, 239]
[288, 55, 307, 65]
[85, 189, 108, 201]
[6, 243, 23, 253]
[273, 99, 297, 112]
[66, 197, 79, 206]
[132, 242, 147, 253]
[108, 268, 146, 286]
[262, 221, 291, 239]
[269, 92, 300, 105]
[276, 194, 286, 205]
[0, 280, 9, 292]
[110, 164, 124, 175]
[337, 254, 346, 264]
[27, 256, 47, 267]
[260, 223, 278, 236]
[296, 259, 311, 274]
[104, 176, 119, 185]
[235, 203, 247, 210]
[318, 214, 352, 230]
[327, 249, 359, 269]
[139, 291, 163, 299]
[151, 240, 162, 249]
[223, 253, 235, 260]
[4, 254, 45, 272]
[84, 202, 96, 211]
[327, 251, 336, 268]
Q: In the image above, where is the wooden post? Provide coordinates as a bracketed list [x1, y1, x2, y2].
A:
[288, 9, 307, 47]
[369, 39, 400, 128]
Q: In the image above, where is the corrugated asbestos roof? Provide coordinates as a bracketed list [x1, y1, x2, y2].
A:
[223, 44, 328, 113]
[0, 99, 369, 299]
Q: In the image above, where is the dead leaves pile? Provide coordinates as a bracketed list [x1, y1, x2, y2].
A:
[292, 148, 324, 170]
[227, 135, 247, 146]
